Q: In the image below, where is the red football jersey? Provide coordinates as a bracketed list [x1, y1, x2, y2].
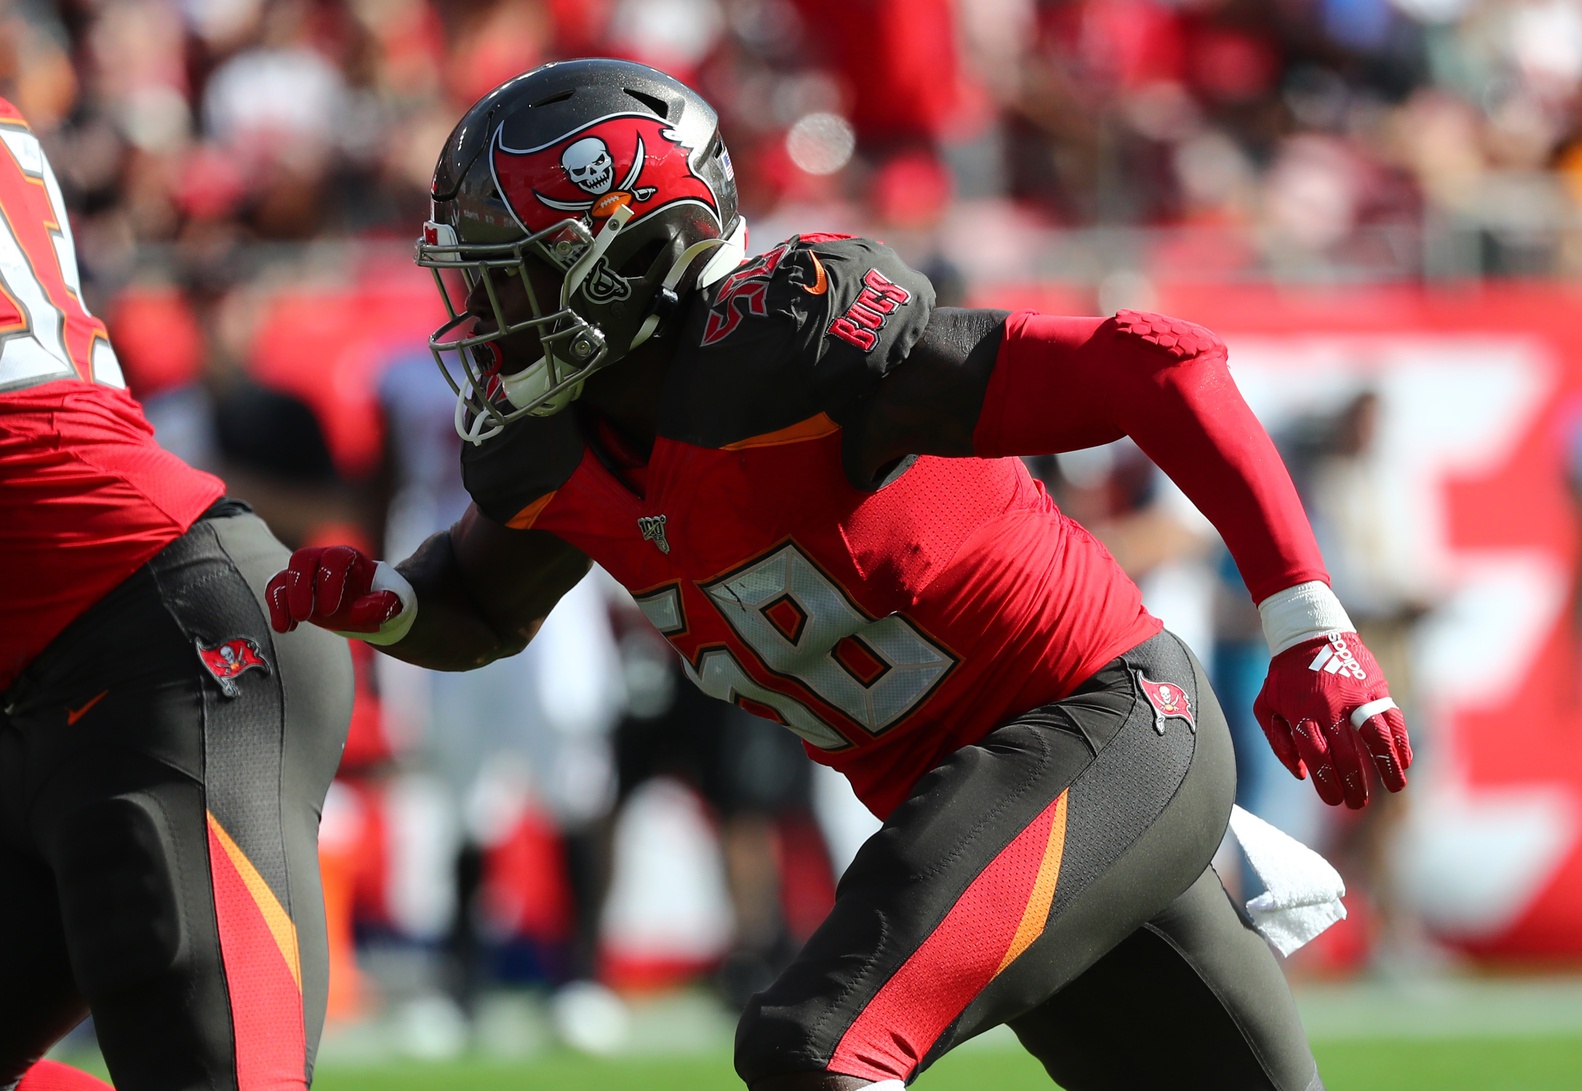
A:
[463, 236, 1159, 817]
[0, 100, 223, 691]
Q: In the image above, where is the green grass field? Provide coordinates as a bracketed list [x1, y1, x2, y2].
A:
[52, 978, 1582, 1088]
[304, 1035, 1582, 1091]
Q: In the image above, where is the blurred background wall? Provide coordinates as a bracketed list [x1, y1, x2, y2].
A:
[10, 0, 1582, 1051]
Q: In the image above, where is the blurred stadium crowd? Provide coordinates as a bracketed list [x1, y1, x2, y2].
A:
[8, 0, 1579, 1056]
[8, 0, 1582, 295]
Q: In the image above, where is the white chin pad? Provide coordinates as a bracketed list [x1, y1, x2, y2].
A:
[499, 356, 551, 408]
[500, 356, 582, 416]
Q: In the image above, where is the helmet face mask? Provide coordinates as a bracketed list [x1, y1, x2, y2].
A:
[416, 59, 745, 443]
[420, 216, 620, 442]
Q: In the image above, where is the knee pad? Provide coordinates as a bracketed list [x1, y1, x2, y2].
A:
[51, 795, 185, 997]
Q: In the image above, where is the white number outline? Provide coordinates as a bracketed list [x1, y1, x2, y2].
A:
[0, 120, 121, 393]
[633, 541, 959, 751]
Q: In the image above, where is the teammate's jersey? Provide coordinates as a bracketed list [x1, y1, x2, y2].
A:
[463, 235, 1159, 816]
[0, 100, 223, 691]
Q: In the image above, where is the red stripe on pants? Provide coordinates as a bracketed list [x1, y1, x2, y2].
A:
[207, 825, 307, 1090]
[16, 1061, 114, 1091]
[828, 791, 1067, 1082]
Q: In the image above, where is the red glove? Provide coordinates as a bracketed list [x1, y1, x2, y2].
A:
[266, 545, 412, 641]
[1253, 630, 1412, 810]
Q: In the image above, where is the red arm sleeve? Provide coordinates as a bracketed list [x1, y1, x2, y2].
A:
[972, 309, 1327, 603]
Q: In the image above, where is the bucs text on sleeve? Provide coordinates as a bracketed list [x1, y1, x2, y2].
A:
[665, 234, 936, 453]
[0, 100, 123, 393]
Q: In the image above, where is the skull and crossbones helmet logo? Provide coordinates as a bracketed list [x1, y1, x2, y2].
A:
[562, 137, 615, 195]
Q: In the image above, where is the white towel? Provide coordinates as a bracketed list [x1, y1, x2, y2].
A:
[1227, 804, 1347, 956]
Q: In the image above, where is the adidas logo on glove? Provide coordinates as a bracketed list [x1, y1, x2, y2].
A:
[1307, 631, 1367, 681]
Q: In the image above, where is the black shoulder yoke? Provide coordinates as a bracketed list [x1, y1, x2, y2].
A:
[662, 235, 936, 448]
[460, 409, 584, 526]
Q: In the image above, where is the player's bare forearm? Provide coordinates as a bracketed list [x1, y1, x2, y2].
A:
[266, 506, 589, 661]
[377, 531, 522, 669]
[383, 508, 592, 671]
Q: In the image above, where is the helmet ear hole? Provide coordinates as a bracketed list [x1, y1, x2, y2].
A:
[619, 239, 668, 280]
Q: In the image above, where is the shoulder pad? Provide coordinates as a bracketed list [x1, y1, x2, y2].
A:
[664, 235, 935, 449]
[460, 410, 584, 527]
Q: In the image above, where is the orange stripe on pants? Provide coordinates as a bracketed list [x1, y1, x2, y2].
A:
[829, 789, 1070, 1081]
[207, 813, 307, 1090]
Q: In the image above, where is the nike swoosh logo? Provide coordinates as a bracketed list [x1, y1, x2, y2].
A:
[66, 690, 108, 726]
[804, 251, 828, 296]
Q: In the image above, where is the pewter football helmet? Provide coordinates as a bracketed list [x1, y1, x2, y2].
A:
[416, 58, 745, 442]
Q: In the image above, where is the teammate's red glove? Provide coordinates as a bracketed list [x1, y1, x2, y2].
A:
[266, 545, 417, 644]
[1253, 629, 1412, 810]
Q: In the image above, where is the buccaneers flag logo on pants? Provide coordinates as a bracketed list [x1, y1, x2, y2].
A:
[196, 637, 270, 698]
[1135, 670, 1196, 735]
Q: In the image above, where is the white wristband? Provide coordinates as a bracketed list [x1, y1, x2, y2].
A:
[333, 560, 418, 646]
[1257, 580, 1354, 655]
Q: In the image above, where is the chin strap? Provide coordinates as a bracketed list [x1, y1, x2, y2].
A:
[480, 208, 637, 433]
[454, 379, 504, 444]
[629, 217, 750, 351]
[697, 217, 749, 288]
[562, 202, 635, 305]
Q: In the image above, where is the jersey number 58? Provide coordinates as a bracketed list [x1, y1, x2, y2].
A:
[636, 543, 957, 751]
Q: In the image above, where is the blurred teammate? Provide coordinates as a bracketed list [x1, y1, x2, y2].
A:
[0, 100, 353, 1089]
[271, 61, 1411, 1090]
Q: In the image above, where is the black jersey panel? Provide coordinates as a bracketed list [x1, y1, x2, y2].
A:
[664, 235, 936, 449]
[457, 235, 935, 521]
[460, 409, 585, 526]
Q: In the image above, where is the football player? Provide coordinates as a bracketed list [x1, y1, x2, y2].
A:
[270, 60, 1410, 1091]
[0, 100, 353, 1090]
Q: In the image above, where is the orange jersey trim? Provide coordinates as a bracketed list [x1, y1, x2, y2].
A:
[507, 490, 558, 529]
[721, 412, 840, 451]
